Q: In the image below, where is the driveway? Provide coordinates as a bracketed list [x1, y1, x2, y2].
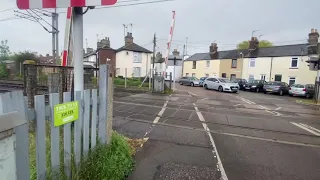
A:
[113, 86, 320, 180]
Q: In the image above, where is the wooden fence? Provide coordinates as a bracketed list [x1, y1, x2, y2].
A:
[0, 65, 110, 180]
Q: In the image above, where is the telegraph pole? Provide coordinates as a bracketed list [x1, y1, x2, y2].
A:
[152, 33, 156, 89]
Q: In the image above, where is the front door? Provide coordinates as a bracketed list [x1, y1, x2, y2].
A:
[275, 74, 282, 82]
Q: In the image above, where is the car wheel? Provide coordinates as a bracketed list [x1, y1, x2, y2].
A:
[264, 91, 267, 94]
[204, 84, 208, 90]
[289, 94, 293, 97]
[191, 82, 194, 87]
[179, 81, 183, 85]
[306, 93, 311, 99]
[256, 88, 259, 93]
[218, 86, 223, 92]
[279, 90, 283, 96]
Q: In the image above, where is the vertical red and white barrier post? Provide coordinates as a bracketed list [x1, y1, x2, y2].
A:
[61, 7, 73, 66]
[163, 11, 176, 78]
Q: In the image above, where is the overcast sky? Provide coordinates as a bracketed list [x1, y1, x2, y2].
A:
[1, 0, 319, 56]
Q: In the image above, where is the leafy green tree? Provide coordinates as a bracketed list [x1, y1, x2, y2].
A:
[237, 40, 273, 49]
[0, 40, 10, 61]
[10, 51, 39, 75]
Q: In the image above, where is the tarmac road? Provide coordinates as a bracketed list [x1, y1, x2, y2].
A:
[113, 86, 320, 180]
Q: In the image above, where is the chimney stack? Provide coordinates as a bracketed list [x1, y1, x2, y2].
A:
[97, 37, 111, 49]
[172, 49, 180, 56]
[87, 48, 94, 53]
[308, 28, 319, 46]
[125, 32, 134, 46]
[209, 43, 218, 59]
[249, 37, 259, 50]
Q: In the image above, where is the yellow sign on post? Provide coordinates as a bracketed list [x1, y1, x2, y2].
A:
[54, 101, 79, 127]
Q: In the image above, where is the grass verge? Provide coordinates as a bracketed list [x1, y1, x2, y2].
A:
[296, 99, 320, 105]
[29, 127, 135, 180]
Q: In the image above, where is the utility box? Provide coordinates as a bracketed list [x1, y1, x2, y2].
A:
[0, 112, 26, 180]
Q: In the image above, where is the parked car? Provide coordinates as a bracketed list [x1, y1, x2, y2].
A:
[289, 84, 315, 98]
[263, 81, 290, 96]
[243, 80, 267, 92]
[203, 78, 240, 93]
[179, 77, 200, 86]
[232, 78, 247, 90]
[199, 77, 207, 87]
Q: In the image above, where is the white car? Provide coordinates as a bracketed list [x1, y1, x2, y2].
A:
[203, 78, 240, 93]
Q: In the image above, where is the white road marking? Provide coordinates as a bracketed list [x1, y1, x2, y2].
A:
[125, 117, 320, 148]
[291, 122, 320, 136]
[299, 123, 320, 134]
[140, 100, 169, 147]
[275, 107, 282, 111]
[188, 92, 198, 96]
[234, 104, 243, 107]
[236, 97, 283, 116]
[193, 103, 228, 180]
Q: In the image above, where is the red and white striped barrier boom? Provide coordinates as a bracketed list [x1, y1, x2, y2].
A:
[17, 0, 117, 9]
[163, 11, 176, 77]
[61, 7, 73, 66]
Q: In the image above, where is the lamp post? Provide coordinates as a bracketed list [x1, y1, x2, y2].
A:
[173, 56, 177, 91]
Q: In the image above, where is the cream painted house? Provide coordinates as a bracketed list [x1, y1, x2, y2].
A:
[183, 53, 220, 79]
[241, 44, 317, 85]
[116, 32, 153, 77]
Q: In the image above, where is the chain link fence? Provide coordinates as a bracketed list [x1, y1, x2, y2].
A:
[23, 64, 99, 107]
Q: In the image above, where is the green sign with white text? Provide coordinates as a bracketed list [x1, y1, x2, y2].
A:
[54, 101, 79, 127]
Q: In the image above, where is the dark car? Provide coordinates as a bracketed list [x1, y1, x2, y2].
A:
[199, 77, 207, 87]
[244, 80, 267, 92]
[232, 78, 247, 90]
[263, 81, 290, 96]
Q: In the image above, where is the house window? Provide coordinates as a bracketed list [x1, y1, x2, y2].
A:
[192, 73, 196, 77]
[291, 58, 298, 68]
[260, 74, 266, 81]
[275, 74, 282, 82]
[133, 67, 141, 77]
[206, 61, 210, 68]
[205, 73, 209, 77]
[289, 77, 296, 85]
[249, 74, 254, 82]
[221, 73, 227, 78]
[231, 59, 237, 68]
[230, 74, 236, 80]
[192, 61, 197, 69]
[133, 52, 142, 63]
[186, 73, 189, 77]
[249, 58, 255, 67]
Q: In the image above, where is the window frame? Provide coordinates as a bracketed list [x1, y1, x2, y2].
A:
[249, 58, 256, 67]
[206, 60, 210, 68]
[231, 59, 237, 68]
[221, 73, 227, 78]
[186, 73, 189, 77]
[289, 77, 296, 86]
[248, 74, 254, 82]
[192, 73, 196, 77]
[133, 52, 142, 63]
[290, 57, 298, 68]
[205, 73, 209, 77]
[192, 61, 197, 69]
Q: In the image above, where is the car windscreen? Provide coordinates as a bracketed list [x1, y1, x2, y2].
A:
[190, 77, 199, 80]
[290, 84, 300, 87]
[265, 82, 281, 85]
[219, 79, 231, 83]
[232, 79, 240, 83]
[200, 77, 206, 81]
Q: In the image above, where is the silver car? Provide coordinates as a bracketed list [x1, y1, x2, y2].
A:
[203, 78, 239, 93]
[179, 77, 200, 86]
[289, 84, 315, 98]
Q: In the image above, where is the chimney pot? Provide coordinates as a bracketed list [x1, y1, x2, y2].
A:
[315, 29, 318, 33]
[311, 28, 315, 33]
[46, 54, 49, 57]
